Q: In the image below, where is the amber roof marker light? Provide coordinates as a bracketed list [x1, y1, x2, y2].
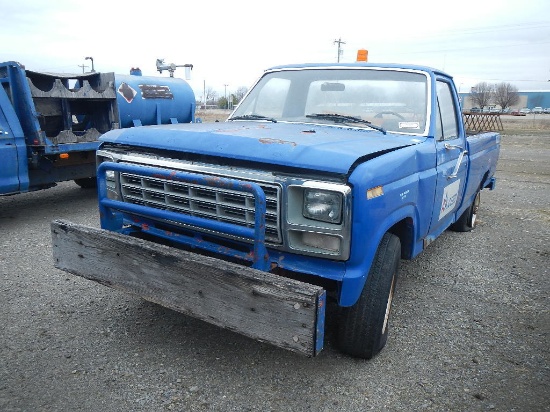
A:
[356, 49, 368, 62]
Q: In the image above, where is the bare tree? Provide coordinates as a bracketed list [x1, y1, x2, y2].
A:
[470, 82, 494, 109]
[205, 86, 218, 104]
[233, 86, 248, 103]
[493, 82, 519, 110]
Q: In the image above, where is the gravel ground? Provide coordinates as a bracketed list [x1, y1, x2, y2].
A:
[1, 131, 548, 412]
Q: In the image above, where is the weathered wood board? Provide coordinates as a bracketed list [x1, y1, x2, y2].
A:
[51, 219, 326, 356]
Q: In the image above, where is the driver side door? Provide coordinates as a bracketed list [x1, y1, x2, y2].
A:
[428, 79, 468, 238]
[0, 86, 24, 194]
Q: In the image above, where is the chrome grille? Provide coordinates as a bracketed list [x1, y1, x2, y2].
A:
[120, 172, 282, 243]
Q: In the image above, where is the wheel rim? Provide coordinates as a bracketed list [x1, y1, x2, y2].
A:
[470, 193, 481, 228]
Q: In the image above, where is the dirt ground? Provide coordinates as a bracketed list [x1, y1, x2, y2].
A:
[498, 114, 550, 133]
[195, 109, 232, 123]
[0, 118, 548, 411]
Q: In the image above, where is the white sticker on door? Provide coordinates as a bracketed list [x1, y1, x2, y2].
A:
[439, 179, 461, 220]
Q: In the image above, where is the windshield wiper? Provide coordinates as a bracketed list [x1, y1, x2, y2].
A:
[228, 114, 277, 123]
[306, 113, 386, 134]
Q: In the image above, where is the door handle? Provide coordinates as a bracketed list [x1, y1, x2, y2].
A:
[445, 143, 468, 179]
[445, 143, 464, 151]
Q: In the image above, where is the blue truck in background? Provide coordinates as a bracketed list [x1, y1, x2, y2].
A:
[52, 60, 500, 359]
[0, 61, 195, 195]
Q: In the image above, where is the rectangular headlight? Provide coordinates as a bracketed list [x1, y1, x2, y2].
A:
[96, 152, 119, 200]
[105, 170, 116, 189]
[303, 189, 343, 224]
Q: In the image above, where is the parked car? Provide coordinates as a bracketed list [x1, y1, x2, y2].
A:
[544, 108, 550, 114]
[470, 107, 481, 113]
[519, 108, 531, 115]
[511, 110, 527, 116]
[532, 107, 543, 114]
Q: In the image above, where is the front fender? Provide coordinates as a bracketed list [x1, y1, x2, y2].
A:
[339, 203, 419, 306]
[338, 141, 435, 307]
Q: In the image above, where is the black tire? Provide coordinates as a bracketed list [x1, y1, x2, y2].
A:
[338, 232, 401, 359]
[74, 177, 97, 189]
[450, 191, 480, 232]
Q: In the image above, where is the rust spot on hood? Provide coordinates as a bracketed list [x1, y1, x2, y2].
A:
[258, 138, 297, 147]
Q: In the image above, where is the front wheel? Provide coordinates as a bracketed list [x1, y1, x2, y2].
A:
[337, 232, 401, 359]
[450, 192, 480, 232]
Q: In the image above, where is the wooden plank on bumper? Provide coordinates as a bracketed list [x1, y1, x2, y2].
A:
[51, 219, 326, 356]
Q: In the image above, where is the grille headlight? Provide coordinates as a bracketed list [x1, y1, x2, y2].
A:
[97, 152, 118, 200]
[105, 170, 116, 190]
[303, 189, 343, 224]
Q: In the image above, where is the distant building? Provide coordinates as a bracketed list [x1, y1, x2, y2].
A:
[459, 90, 550, 110]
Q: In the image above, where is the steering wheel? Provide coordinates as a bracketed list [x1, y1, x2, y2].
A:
[374, 111, 405, 120]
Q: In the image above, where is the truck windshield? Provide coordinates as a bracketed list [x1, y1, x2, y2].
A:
[230, 68, 429, 135]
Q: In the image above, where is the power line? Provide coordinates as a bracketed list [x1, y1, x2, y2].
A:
[394, 21, 550, 43]
[377, 40, 550, 56]
[360, 21, 550, 51]
[439, 21, 550, 35]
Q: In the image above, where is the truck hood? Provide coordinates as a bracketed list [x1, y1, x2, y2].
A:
[100, 122, 426, 175]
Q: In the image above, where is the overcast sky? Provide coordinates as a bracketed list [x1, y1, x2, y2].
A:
[2, 0, 549, 99]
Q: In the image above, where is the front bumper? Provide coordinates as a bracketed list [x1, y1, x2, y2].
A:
[51, 219, 326, 356]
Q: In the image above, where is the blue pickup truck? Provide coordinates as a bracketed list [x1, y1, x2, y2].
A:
[52, 61, 500, 359]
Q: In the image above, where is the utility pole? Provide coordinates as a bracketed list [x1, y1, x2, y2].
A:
[224, 84, 229, 109]
[334, 38, 346, 63]
[78, 64, 88, 73]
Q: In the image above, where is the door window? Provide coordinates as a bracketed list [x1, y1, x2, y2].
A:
[436, 81, 459, 141]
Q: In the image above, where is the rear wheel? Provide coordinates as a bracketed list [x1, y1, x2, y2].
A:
[450, 191, 480, 232]
[338, 232, 401, 359]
